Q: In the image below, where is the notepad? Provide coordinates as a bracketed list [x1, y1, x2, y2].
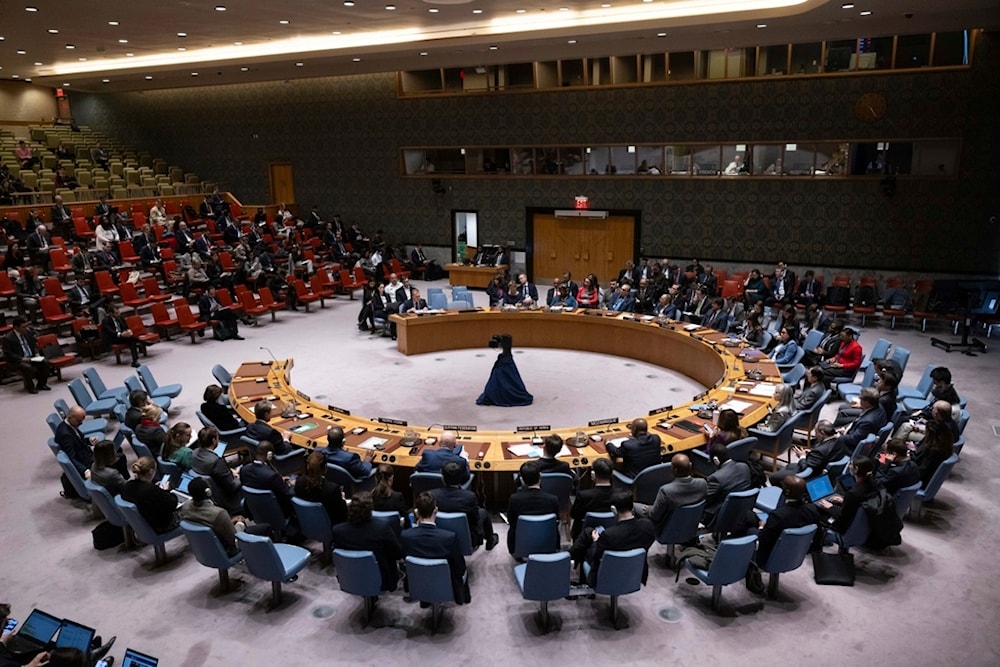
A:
[720, 399, 756, 414]
[357, 436, 389, 450]
[290, 422, 318, 434]
[748, 383, 777, 397]
[507, 444, 540, 457]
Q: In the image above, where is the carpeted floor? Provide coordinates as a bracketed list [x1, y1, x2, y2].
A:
[2, 279, 998, 666]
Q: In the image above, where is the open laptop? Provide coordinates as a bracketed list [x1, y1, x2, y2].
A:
[121, 648, 159, 667]
[806, 474, 837, 503]
[4, 608, 62, 654]
[54, 618, 95, 653]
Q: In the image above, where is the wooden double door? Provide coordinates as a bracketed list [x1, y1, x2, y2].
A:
[529, 210, 638, 285]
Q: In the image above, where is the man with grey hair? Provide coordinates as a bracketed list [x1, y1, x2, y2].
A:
[768, 420, 847, 486]
[245, 399, 291, 455]
[415, 430, 470, 484]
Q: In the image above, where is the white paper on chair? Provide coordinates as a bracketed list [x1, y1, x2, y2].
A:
[720, 399, 756, 414]
[357, 436, 389, 450]
[748, 383, 777, 397]
[507, 444, 541, 457]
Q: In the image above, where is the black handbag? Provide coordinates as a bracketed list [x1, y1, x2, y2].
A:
[812, 550, 855, 586]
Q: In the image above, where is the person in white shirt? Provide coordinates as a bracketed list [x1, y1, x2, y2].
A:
[724, 153, 747, 175]
[149, 199, 168, 226]
[95, 217, 120, 253]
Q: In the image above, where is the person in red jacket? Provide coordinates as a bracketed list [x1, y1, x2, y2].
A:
[821, 327, 863, 382]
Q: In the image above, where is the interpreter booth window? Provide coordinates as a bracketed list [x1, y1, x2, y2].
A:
[635, 146, 665, 174]
[783, 144, 817, 176]
[664, 145, 694, 175]
[721, 145, 751, 176]
[851, 142, 911, 175]
[608, 146, 636, 175]
[933, 31, 971, 66]
[585, 147, 609, 175]
[758, 44, 790, 75]
[402, 149, 428, 175]
[825, 39, 857, 72]
[473, 147, 512, 173]
[911, 140, 960, 176]
[753, 145, 785, 175]
[790, 42, 823, 75]
[896, 34, 932, 69]
[423, 148, 466, 174]
[811, 143, 850, 176]
[561, 147, 586, 175]
[667, 51, 696, 81]
[855, 36, 893, 70]
[512, 148, 536, 175]
[535, 147, 564, 175]
[691, 145, 722, 176]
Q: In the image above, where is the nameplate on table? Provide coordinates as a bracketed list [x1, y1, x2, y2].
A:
[296, 390, 311, 401]
[649, 405, 673, 416]
[693, 391, 709, 401]
[378, 417, 408, 427]
[588, 417, 619, 427]
[443, 424, 478, 432]
[328, 404, 351, 416]
[516, 424, 551, 433]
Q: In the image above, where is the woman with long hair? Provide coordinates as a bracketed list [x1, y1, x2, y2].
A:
[294, 450, 347, 525]
[576, 273, 600, 308]
[371, 463, 411, 528]
[161, 421, 194, 471]
[89, 439, 127, 496]
[121, 456, 178, 534]
[757, 384, 795, 432]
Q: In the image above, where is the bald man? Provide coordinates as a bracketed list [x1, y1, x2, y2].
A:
[323, 426, 375, 479]
[634, 454, 708, 530]
[606, 418, 663, 478]
[755, 475, 821, 567]
[415, 430, 470, 484]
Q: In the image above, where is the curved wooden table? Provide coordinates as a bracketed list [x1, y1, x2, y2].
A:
[230, 309, 780, 475]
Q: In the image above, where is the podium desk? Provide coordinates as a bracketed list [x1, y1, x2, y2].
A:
[444, 263, 506, 288]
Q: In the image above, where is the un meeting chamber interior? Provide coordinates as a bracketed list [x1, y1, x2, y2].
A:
[1, 1, 999, 665]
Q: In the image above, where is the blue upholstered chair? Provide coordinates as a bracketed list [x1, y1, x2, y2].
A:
[893, 481, 923, 520]
[912, 453, 959, 520]
[180, 520, 244, 593]
[802, 329, 823, 351]
[428, 292, 448, 310]
[897, 364, 935, 402]
[236, 531, 310, 610]
[612, 462, 673, 505]
[797, 389, 832, 448]
[242, 486, 290, 540]
[239, 435, 304, 476]
[405, 556, 457, 633]
[782, 362, 806, 386]
[838, 363, 877, 401]
[333, 549, 383, 627]
[539, 472, 575, 514]
[114, 496, 183, 566]
[890, 345, 911, 376]
[684, 535, 758, 613]
[83, 480, 130, 549]
[436, 512, 475, 556]
[82, 367, 128, 402]
[325, 463, 377, 495]
[292, 497, 333, 564]
[513, 551, 572, 633]
[410, 471, 446, 496]
[211, 364, 232, 391]
[758, 524, 817, 598]
[51, 399, 108, 437]
[196, 410, 246, 445]
[582, 547, 648, 629]
[68, 378, 118, 418]
[713, 488, 759, 541]
[749, 412, 802, 470]
[137, 364, 183, 399]
[690, 436, 757, 477]
[513, 513, 560, 561]
[582, 511, 617, 533]
[656, 499, 706, 564]
[55, 451, 91, 502]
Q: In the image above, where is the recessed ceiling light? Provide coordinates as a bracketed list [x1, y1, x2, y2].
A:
[860, 10, 872, 15]
[657, 32, 666, 37]
[191, 72, 198, 76]
[78, 57, 86, 61]
[756, 23, 767, 28]
[344, 1, 354, 5]
[47, 29, 58, 34]
[0, 37, 4, 41]
[215, 5, 226, 11]
[240, 66, 249, 71]
[63, 83, 70, 86]
[25, 7, 38, 12]
[177, 47, 186, 51]
[234, 41, 242, 45]
[419, 51, 428, 56]
[472, 9, 482, 14]
[516, 8, 526, 13]
[352, 57, 362, 62]
[102, 79, 110, 83]
[177, 32, 187, 37]
[118, 39, 128, 44]
[24, 78, 32, 82]
[489, 45, 499, 50]
[567, 39, 577, 44]
[145, 75, 153, 79]
[108, 20, 119, 26]
[17, 50, 26, 54]
[643, 0, 653, 3]
[11, 75, 19, 79]
[331, 31, 341, 35]
[385, 5, 396, 10]
[34, 61, 42, 66]
[295, 62, 303, 66]
[841, 3, 855, 8]
[428, 8, 438, 12]
[601, 3, 611, 7]
[279, 19, 290, 24]
[125, 52, 134, 56]
[64, 44, 73, 49]
[559, 7, 569, 11]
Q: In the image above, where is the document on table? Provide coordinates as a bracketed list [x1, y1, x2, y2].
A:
[357, 436, 389, 450]
[748, 383, 777, 397]
[720, 399, 756, 414]
[507, 444, 541, 457]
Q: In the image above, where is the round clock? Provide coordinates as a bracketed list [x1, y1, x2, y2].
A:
[854, 92, 887, 123]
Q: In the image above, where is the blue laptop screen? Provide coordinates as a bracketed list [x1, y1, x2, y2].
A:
[122, 648, 159, 667]
[806, 475, 835, 502]
[55, 621, 94, 651]
[19, 610, 61, 643]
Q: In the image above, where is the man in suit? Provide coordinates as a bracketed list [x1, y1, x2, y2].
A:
[3, 317, 50, 394]
[24, 224, 52, 270]
[415, 431, 470, 483]
[431, 461, 499, 550]
[606, 418, 662, 479]
[569, 458, 616, 539]
[323, 426, 376, 480]
[701, 298, 728, 331]
[803, 302, 831, 335]
[875, 438, 921, 495]
[834, 387, 887, 456]
[571, 492, 656, 587]
[56, 406, 97, 476]
[191, 426, 244, 515]
[331, 491, 403, 592]
[400, 287, 428, 313]
[409, 244, 440, 279]
[634, 453, 708, 530]
[803, 319, 843, 367]
[632, 278, 656, 315]
[238, 441, 294, 518]
[755, 475, 822, 567]
[174, 221, 196, 255]
[795, 270, 822, 309]
[401, 492, 471, 604]
[50, 195, 73, 237]
[610, 282, 636, 312]
[93, 196, 112, 221]
[769, 420, 847, 486]
[100, 303, 142, 367]
[696, 265, 718, 297]
[64, 275, 105, 322]
[198, 286, 244, 341]
[766, 261, 797, 307]
[703, 442, 753, 527]
[536, 434, 572, 475]
[515, 273, 539, 306]
[506, 461, 560, 555]
[793, 366, 826, 410]
[245, 400, 292, 455]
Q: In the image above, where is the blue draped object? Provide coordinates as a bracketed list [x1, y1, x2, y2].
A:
[477, 353, 533, 407]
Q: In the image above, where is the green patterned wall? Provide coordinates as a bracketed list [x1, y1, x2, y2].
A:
[71, 33, 1000, 274]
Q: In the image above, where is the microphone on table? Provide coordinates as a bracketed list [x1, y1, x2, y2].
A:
[259, 345, 278, 364]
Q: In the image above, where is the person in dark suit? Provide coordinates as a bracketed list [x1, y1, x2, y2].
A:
[834, 388, 887, 455]
[700, 298, 728, 331]
[696, 266, 718, 297]
[536, 434, 572, 475]
[174, 221, 196, 255]
[703, 442, 753, 527]
[401, 492, 471, 604]
[818, 456, 878, 535]
[331, 492, 403, 592]
[191, 426, 244, 515]
[100, 303, 142, 367]
[606, 418, 662, 479]
[875, 438, 921, 495]
[122, 456, 179, 534]
[803, 319, 843, 367]
[239, 441, 294, 518]
[400, 287, 428, 313]
[294, 451, 348, 526]
[198, 286, 244, 340]
[370, 464, 411, 531]
[2, 317, 50, 393]
[55, 406, 98, 476]
[795, 270, 823, 309]
[245, 400, 291, 455]
[766, 261, 797, 307]
[610, 283, 636, 312]
[506, 461, 560, 555]
[634, 453, 708, 531]
[755, 475, 822, 566]
[323, 426, 376, 480]
[569, 458, 616, 539]
[432, 461, 499, 550]
[24, 224, 52, 270]
[770, 421, 847, 486]
[835, 372, 898, 427]
[571, 492, 656, 587]
[793, 366, 826, 411]
[514, 273, 539, 305]
[200, 384, 244, 432]
[415, 431, 470, 484]
[65, 275, 106, 321]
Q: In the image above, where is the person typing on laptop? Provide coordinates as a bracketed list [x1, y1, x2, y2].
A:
[816, 455, 878, 534]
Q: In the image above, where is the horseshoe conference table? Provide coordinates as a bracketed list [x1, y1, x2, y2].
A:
[229, 309, 781, 476]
